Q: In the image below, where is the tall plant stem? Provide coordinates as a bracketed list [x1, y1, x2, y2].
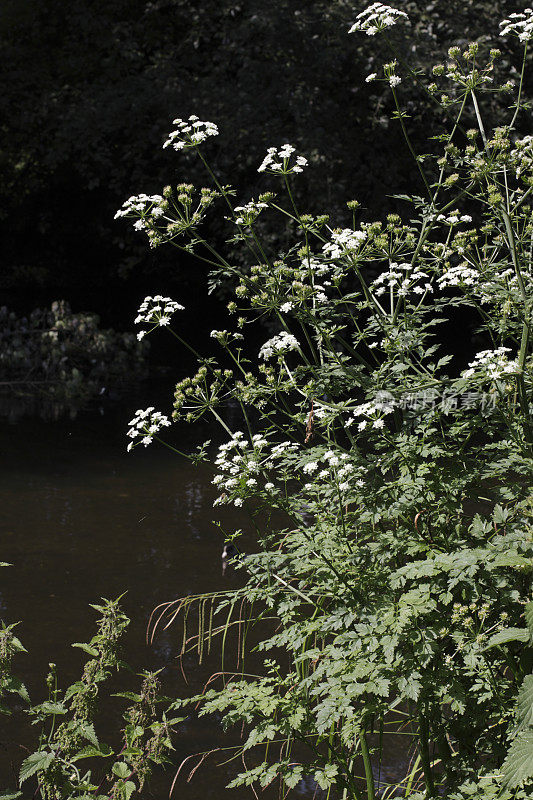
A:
[360, 729, 376, 800]
[418, 712, 436, 798]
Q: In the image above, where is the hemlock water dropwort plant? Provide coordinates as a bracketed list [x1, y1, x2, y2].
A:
[118, 6, 533, 799]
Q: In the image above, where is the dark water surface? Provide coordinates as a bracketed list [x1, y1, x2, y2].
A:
[1, 406, 410, 797]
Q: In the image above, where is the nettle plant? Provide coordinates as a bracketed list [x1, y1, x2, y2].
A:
[0, 592, 182, 800]
[118, 5, 533, 799]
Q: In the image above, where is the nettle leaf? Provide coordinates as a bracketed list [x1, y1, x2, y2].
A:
[72, 642, 99, 657]
[19, 751, 54, 783]
[484, 628, 530, 650]
[123, 782, 136, 800]
[516, 675, 533, 731]
[112, 761, 130, 779]
[78, 721, 99, 747]
[71, 743, 113, 761]
[32, 701, 66, 715]
[502, 731, 533, 787]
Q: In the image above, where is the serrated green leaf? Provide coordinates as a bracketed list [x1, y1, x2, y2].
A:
[112, 761, 130, 778]
[516, 675, 533, 731]
[484, 628, 530, 650]
[491, 555, 532, 571]
[71, 743, 113, 762]
[3, 676, 29, 704]
[64, 681, 85, 701]
[502, 731, 533, 787]
[72, 642, 99, 657]
[78, 721, 99, 747]
[19, 751, 54, 783]
[123, 781, 136, 800]
[0, 792, 22, 799]
[32, 701, 66, 715]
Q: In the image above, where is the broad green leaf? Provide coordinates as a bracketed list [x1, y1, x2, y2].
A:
[112, 761, 130, 778]
[79, 721, 99, 746]
[484, 628, 530, 650]
[71, 642, 99, 657]
[19, 751, 54, 783]
[64, 680, 85, 701]
[2, 676, 29, 703]
[32, 701, 66, 715]
[72, 743, 113, 762]
[123, 781, 136, 800]
[502, 731, 533, 787]
[516, 675, 533, 731]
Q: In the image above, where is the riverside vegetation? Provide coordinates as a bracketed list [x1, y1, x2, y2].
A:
[2, 4, 533, 798]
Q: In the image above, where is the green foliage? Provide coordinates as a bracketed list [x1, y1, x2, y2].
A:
[123, 5, 533, 799]
[0, 596, 183, 799]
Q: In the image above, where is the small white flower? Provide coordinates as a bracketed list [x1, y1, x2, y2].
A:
[264, 482, 275, 490]
[258, 145, 309, 175]
[163, 116, 219, 151]
[500, 9, 533, 42]
[323, 228, 367, 259]
[303, 461, 319, 473]
[234, 498, 243, 507]
[349, 4, 409, 36]
[126, 408, 171, 452]
[259, 331, 300, 359]
[389, 75, 402, 87]
[365, 73, 377, 82]
[134, 295, 184, 339]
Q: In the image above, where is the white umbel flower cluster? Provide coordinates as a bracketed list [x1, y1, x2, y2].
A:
[372, 262, 432, 297]
[349, 4, 409, 36]
[258, 145, 308, 174]
[322, 228, 367, 259]
[163, 115, 219, 151]
[233, 199, 269, 225]
[127, 408, 171, 451]
[114, 193, 164, 220]
[437, 265, 479, 289]
[134, 296, 184, 341]
[259, 331, 300, 359]
[462, 347, 519, 380]
[500, 9, 533, 42]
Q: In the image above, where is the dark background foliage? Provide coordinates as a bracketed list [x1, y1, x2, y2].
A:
[0, 0, 527, 329]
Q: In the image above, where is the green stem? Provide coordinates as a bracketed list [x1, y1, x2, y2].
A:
[360, 729, 375, 800]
